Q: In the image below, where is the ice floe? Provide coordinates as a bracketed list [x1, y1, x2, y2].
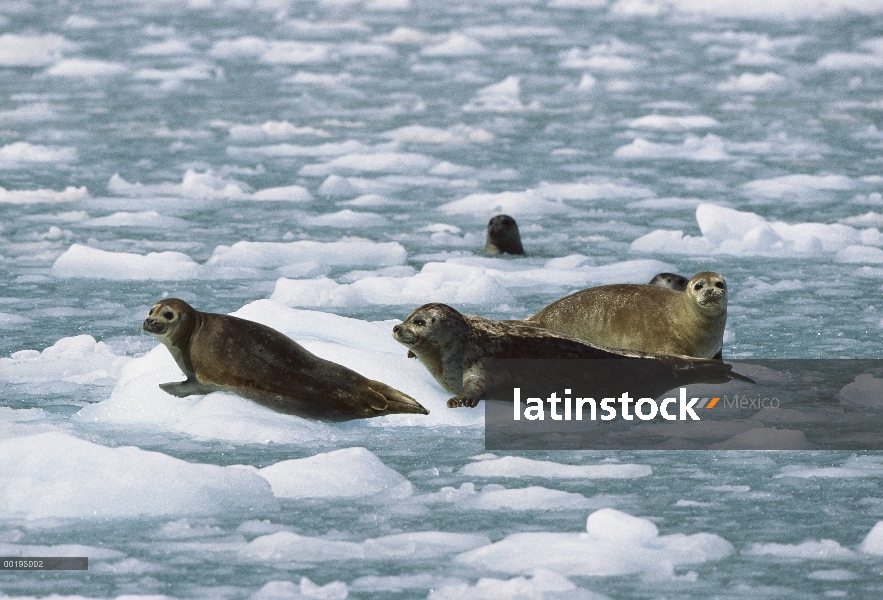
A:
[456, 508, 732, 577]
[459, 456, 651, 479]
[0, 432, 278, 519]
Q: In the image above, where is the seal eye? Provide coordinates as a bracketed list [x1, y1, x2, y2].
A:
[694, 282, 704, 291]
[162, 310, 174, 320]
[715, 281, 725, 289]
[413, 318, 426, 327]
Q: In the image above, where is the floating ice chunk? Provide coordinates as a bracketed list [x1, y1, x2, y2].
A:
[632, 203, 874, 257]
[420, 482, 595, 511]
[463, 76, 535, 112]
[536, 180, 654, 201]
[860, 522, 883, 555]
[252, 578, 348, 600]
[81, 211, 189, 228]
[300, 152, 435, 176]
[549, 0, 607, 7]
[52, 244, 199, 280]
[717, 72, 786, 92]
[0, 142, 77, 165]
[365, 532, 492, 560]
[205, 239, 406, 271]
[0, 185, 87, 204]
[428, 570, 597, 600]
[0, 432, 277, 519]
[456, 507, 731, 576]
[375, 26, 435, 44]
[252, 185, 314, 202]
[46, 58, 128, 77]
[229, 140, 367, 158]
[651, 0, 883, 18]
[439, 189, 571, 216]
[817, 52, 883, 70]
[384, 124, 494, 144]
[230, 121, 329, 141]
[241, 531, 364, 563]
[136, 39, 195, 56]
[841, 211, 883, 228]
[806, 569, 856, 581]
[776, 456, 883, 479]
[745, 539, 855, 560]
[302, 209, 389, 228]
[0, 102, 61, 123]
[211, 37, 331, 65]
[1, 335, 130, 385]
[560, 47, 641, 72]
[709, 427, 813, 450]
[835, 245, 883, 264]
[242, 530, 488, 565]
[271, 264, 513, 308]
[107, 170, 249, 199]
[742, 174, 855, 200]
[626, 115, 720, 130]
[134, 64, 214, 84]
[422, 33, 486, 57]
[459, 456, 651, 479]
[614, 134, 729, 161]
[257, 447, 412, 499]
[0, 33, 75, 67]
[839, 374, 883, 407]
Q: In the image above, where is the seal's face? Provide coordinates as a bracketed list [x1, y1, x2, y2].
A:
[393, 303, 464, 352]
[142, 298, 196, 343]
[687, 272, 727, 311]
[487, 214, 518, 242]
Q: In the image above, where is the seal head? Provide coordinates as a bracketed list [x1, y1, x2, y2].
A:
[649, 272, 688, 292]
[484, 214, 525, 255]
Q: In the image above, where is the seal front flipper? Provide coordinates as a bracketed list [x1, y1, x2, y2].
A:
[159, 377, 220, 398]
[448, 362, 485, 408]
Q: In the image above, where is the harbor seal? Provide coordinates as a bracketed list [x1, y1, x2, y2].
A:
[649, 272, 688, 292]
[520, 272, 727, 359]
[393, 303, 747, 408]
[484, 214, 525, 255]
[143, 298, 428, 421]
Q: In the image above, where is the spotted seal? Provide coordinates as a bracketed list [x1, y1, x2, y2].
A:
[143, 298, 428, 421]
[393, 302, 747, 408]
[649, 272, 688, 292]
[520, 272, 727, 359]
[484, 214, 525, 255]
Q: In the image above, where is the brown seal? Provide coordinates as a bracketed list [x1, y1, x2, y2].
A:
[392, 303, 747, 408]
[484, 214, 525, 255]
[649, 272, 688, 292]
[519, 272, 727, 359]
[142, 298, 428, 421]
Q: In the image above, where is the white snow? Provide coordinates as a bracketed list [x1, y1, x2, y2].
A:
[859, 521, 883, 555]
[1, 335, 130, 386]
[745, 539, 855, 560]
[256, 447, 412, 499]
[0, 432, 278, 519]
[418, 482, 596, 511]
[0, 142, 77, 165]
[108, 170, 249, 199]
[428, 570, 596, 600]
[0, 185, 87, 204]
[614, 135, 729, 161]
[46, 58, 128, 78]
[456, 508, 732, 577]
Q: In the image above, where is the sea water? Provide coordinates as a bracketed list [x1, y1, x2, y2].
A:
[2, 0, 883, 598]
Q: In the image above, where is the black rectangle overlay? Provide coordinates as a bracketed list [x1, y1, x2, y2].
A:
[0, 557, 88, 570]
[484, 359, 883, 450]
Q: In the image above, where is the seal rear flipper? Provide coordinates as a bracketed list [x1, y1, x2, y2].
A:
[159, 377, 221, 398]
[367, 380, 429, 415]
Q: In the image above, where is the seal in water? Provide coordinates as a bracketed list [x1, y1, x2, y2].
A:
[649, 272, 688, 292]
[484, 214, 525, 255]
[519, 272, 728, 359]
[393, 302, 748, 408]
[143, 298, 428, 421]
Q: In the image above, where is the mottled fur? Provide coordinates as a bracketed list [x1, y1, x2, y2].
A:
[143, 298, 428, 421]
[393, 302, 745, 408]
[520, 272, 727, 359]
